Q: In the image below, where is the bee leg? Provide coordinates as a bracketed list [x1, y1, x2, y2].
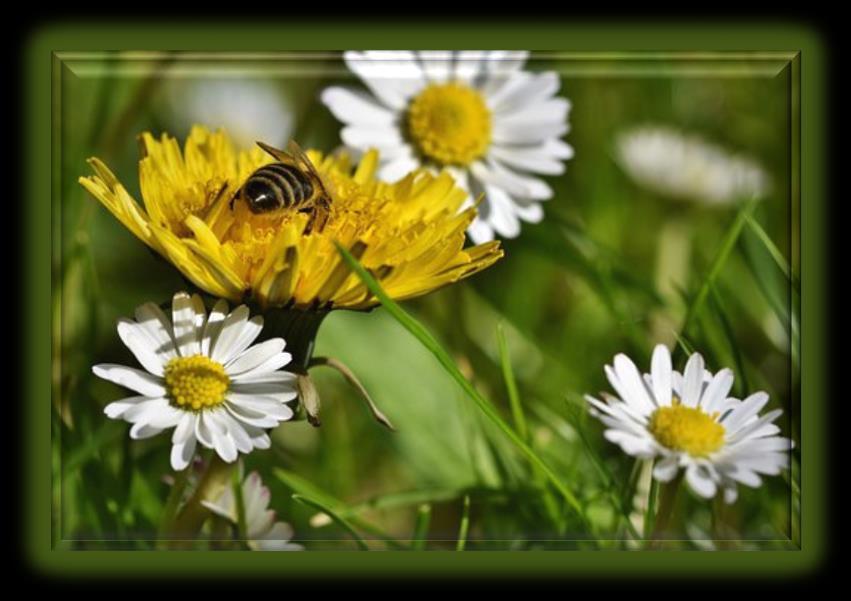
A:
[301, 210, 317, 236]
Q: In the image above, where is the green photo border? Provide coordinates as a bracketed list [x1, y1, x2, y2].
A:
[25, 20, 826, 578]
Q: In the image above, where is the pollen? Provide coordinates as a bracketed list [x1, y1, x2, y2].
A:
[407, 83, 492, 166]
[164, 355, 230, 410]
[648, 399, 725, 457]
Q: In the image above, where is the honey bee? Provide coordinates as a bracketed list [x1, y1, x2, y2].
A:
[230, 140, 332, 234]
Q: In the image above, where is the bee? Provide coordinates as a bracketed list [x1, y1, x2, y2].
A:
[230, 140, 332, 234]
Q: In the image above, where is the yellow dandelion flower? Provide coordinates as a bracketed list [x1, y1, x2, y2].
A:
[79, 125, 503, 315]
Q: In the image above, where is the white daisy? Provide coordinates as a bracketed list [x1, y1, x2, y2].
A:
[203, 469, 302, 551]
[585, 344, 792, 503]
[166, 78, 294, 149]
[321, 50, 573, 243]
[616, 125, 769, 206]
[93, 291, 298, 471]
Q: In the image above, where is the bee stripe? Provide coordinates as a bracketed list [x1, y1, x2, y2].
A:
[247, 175, 286, 210]
[263, 163, 313, 206]
[254, 167, 298, 208]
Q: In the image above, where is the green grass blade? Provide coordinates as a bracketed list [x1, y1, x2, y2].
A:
[496, 322, 528, 442]
[292, 494, 369, 551]
[709, 285, 749, 394]
[411, 504, 432, 550]
[320, 487, 510, 523]
[336, 243, 584, 519]
[745, 214, 799, 291]
[681, 198, 758, 338]
[456, 495, 471, 551]
[273, 468, 404, 549]
[563, 396, 642, 541]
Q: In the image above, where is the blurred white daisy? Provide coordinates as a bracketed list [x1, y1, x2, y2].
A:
[616, 125, 769, 205]
[321, 50, 573, 243]
[167, 79, 294, 149]
[585, 344, 792, 503]
[203, 469, 302, 551]
[93, 291, 297, 471]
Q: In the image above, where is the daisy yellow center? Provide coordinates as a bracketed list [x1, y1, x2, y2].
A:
[164, 355, 230, 410]
[407, 83, 492, 166]
[648, 399, 724, 457]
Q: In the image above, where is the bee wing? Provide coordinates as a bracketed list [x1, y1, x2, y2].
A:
[286, 140, 337, 198]
[256, 141, 298, 166]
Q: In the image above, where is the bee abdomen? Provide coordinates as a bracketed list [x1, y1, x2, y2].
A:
[247, 163, 314, 211]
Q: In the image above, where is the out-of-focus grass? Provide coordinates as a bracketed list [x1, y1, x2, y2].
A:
[56, 54, 797, 550]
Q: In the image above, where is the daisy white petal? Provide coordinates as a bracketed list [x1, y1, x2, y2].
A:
[480, 50, 530, 96]
[453, 50, 488, 85]
[116, 319, 167, 376]
[488, 145, 566, 176]
[513, 202, 544, 224]
[489, 72, 562, 114]
[124, 398, 183, 429]
[201, 299, 229, 357]
[207, 411, 238, 463]
[700, 368, 735, 413]
[219, 412, 254, 454]
[378, 153, 421, 183]
[226, 339, 286, 374]
[604, 430, 657, 458]
[653, 456, 680, 482]
[130, 422, 164, 440]
[227, 394, 294, 420]
[483, 184, 520, 238]
[212, 311, 262, 365]
[170, 430, 197, 471]
[320, 86, 397, 126]
[686, 463, 718, 498]
[492, 118, 569, 146]
[613, 353, 656, 414]
[650, 344, 673, 407]
[341, 125, 406, 150]
[133, 302, 178, 361]
[721, 392, 770, 433]
[104, 396, 149, 419]
[418, 50, 454, 83]
[343, 51, 425, 110]
[171, 292, 203, 357]
[225, 402, 283, 429]
[466, 216, 495, 244]
[470, 160, 552, 200]
[255, 523, 303, 551]
[92, 364, 166, 398]
[680, 353, 705, 408]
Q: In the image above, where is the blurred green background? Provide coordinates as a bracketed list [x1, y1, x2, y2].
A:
[55, 53, 798, 550]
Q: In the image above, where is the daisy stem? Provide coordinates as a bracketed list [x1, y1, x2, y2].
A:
[170, 454, 237, 548]
[156, 466, 191, 546]
[648, 472, 683, 549]
[232, 465, 249, 547]
[711, 495, 731, 550]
